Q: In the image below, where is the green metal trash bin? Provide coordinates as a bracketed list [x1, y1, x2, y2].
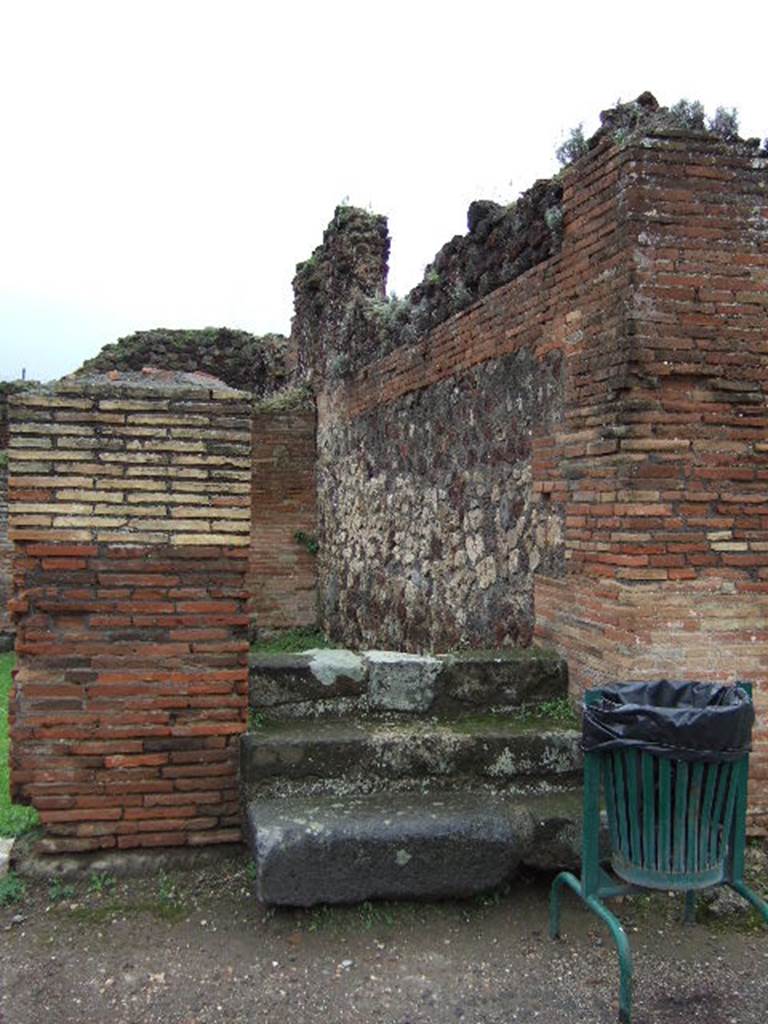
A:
[549, 680, 768, 1024]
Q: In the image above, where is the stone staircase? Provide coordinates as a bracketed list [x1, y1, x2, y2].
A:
[241, 647, 587, 906]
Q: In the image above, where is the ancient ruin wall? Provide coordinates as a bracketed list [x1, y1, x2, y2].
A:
[8, 372, 251, 853]
[300, 133, 626, 651]
[298, 119, 768, 827]
[316, 344, 564, 650]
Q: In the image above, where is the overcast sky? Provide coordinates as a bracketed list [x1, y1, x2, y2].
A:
[1, 0, 766, 382]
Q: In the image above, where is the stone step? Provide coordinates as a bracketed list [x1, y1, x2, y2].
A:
[249, 646, 567, 719]
[245, 788, 595, 906]
[240, 716, 582, 800]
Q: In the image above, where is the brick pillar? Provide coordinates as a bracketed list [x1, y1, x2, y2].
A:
[534, 131, 768, 833]
[250, 404, 317, 632]
[8, 371, 251, 854]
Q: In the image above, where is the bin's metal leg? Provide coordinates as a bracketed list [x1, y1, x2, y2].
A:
[549, 871, 634, 1023]
[728, 881, 768, 926]
[683, 890, 696, 924]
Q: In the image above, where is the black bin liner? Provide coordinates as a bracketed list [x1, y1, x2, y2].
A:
[582, 680, 754, 763]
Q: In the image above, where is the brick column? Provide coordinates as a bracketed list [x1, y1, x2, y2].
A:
[534, 132, 768, 833]
[8, 371, 251, 854]
[249, 403, 317, 632]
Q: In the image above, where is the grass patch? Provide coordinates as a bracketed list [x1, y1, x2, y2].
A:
[64, 897, 187, 925]
[0, 652, 39, 837]
[251, 628, 333, 653]
[302, 898, 425, 934]
[523, 697, 579, 727]
[448, 699, 579, 734]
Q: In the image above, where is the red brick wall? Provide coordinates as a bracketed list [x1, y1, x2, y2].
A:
[7, 373, 252, 853]
[0, 461, 13, 646]
[315, 131, 768, 829]
[250, 407, 317, 631]
[532, 132, 768, 832]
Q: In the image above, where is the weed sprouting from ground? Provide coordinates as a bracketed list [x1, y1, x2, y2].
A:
[88, 871, 117, 897]
[0, 871, 25, 906]
[525, 697, 579, 727]
[48, 878, 76, 903]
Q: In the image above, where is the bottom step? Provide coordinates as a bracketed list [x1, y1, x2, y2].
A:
[245, 789, 594, 906]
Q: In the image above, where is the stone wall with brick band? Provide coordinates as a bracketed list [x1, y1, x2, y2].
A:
[250, 406, 317, 630]
[7, 371, 251, 853]
[305, 130, 767, 830]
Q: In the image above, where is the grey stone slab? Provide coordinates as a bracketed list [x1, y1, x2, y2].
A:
[240, 720, 582, 799]
[249, 650, 366, 710]
[435, 647, 567, 713]
[364, 651, 442, 712]
[245, 792, 533, 906]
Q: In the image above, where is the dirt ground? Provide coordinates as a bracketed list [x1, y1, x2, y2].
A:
[1, 854, 767, 1024]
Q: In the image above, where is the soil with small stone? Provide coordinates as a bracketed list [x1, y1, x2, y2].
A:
[1, 854, 767, 1024]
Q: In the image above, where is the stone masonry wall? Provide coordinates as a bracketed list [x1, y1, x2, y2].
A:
[250, 403, 317, 632]
[317, 345, 564, 650]
[7, 371, 251, 853]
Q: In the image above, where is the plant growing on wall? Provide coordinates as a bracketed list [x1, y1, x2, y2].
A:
[556, 124, 588, 167]
[294, 530, 319, 556]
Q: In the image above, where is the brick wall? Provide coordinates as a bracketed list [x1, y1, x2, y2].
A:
[250, 406, 317, 631]
[7, 371, 252, 853]
[532, 131, 768, 832]
[0, 461, 12, 648]
[309, 130, 767, 829]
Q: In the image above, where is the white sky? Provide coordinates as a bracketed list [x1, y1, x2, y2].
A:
[1, 0, 766, 382]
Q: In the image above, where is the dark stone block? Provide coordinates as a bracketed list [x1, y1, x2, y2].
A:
[245, 792, 533, 906]
[434, 648, 568, 714]
[249, 650, 366, 712]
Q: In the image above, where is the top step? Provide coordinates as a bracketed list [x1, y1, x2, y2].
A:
[249, 646, 567, 719]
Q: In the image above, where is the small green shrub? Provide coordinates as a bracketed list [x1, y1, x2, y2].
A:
[670, 98, 706, 130]
[522, 697, 578, 727]
[88, 871, 116, 896]
[556, 124, 588, 167]
[0, 872, 25, 906]
[294, 530, 319, 556]
[708, 106, 740, 141]
[49, 878, 76, 902]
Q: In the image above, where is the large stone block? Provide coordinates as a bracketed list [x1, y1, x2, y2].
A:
[245, 792, 533, 906]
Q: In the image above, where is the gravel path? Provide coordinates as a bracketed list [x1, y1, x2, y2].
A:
[1, 857, 767, 1024]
